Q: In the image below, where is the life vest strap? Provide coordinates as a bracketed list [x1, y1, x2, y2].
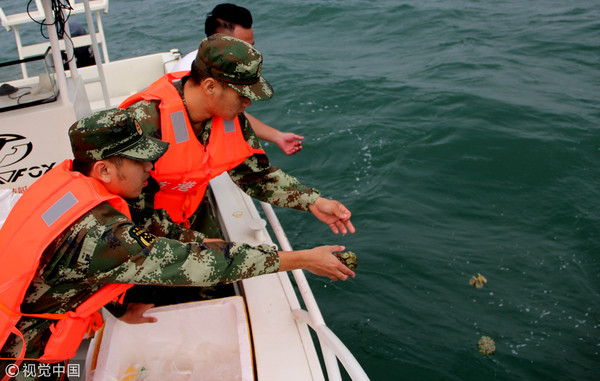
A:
[0, 327, 27, 381]
[0, 301, 70, 320]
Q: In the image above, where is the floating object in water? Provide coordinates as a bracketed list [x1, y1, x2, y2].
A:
[335, 251, 357, 271]
[478, 336, 496, 355]
[469, 273, 487, 289]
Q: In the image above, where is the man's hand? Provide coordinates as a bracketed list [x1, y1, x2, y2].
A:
[119, 303, 157, 324]
[304, 245, 355, 281]
[275, 132, 304, 155]
[279, 245, 356, 281]
[308, 197, 356, 235]
[245, 113, 304, 156]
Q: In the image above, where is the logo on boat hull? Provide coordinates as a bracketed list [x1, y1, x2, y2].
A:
[0, 134, 57, 187]
[0, 134, 33, 168]
[0, 163, 56, 185]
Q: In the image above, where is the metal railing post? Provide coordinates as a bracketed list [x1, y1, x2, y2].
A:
[259, 202, 369, 381]
[82, 0, 110, 108]
[41, 0, 69, 101]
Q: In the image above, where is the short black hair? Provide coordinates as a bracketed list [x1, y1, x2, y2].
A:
[205, 3, 253, 36]
[72, 159, 95, 175]
[189, 59, 211, 84]
[72, 156, 123, 176]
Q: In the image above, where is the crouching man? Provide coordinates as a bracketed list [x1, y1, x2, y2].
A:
[0, 109, 353, 379]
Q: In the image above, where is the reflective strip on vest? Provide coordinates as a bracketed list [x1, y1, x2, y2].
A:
[118, 72, 264, 224]
[41, 192, 78, 227]
[224, 120, 236, 133]
[171, 110, 189, 144]
[0, 160, 133, 363]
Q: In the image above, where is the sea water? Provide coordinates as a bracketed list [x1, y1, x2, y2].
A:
[0, 0, 598, 380]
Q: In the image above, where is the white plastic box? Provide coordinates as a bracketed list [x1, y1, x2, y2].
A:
[87, 296, 253, 381]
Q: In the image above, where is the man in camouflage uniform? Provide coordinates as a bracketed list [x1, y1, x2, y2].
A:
[171, 3, 305, 156]
[0, 109, 354, 380]
[124, 34, 356, 237]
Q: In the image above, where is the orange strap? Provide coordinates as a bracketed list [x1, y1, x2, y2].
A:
[0, 301, 70, 321]
[86, 311, 103, 337]
[0, 303, 102, 364]
[0, 302, 69, 368]
[0, 327, 26, 381]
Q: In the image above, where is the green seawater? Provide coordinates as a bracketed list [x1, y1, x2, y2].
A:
[1, 0, 599, 379]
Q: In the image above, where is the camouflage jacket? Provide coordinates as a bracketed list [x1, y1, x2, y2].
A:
[126, 75, 321, 211]
[0, 202, 279, 359]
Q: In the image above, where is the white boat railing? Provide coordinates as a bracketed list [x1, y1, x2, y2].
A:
[80, 0, 111, 109]
[39, 0, 70, 101]
[259, 202, 370, 381]
[37, 0, 111, 107]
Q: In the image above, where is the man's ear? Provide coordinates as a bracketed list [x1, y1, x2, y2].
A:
[89, 160, 112, 184]
[202, 77, 218, 96]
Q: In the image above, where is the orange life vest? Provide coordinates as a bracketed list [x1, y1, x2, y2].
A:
[0, 160, 132, 365]
[120, 71, 264, 225]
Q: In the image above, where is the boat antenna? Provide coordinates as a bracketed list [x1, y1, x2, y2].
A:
[26, 0, 75, 63]
[30, 0, 73, 38]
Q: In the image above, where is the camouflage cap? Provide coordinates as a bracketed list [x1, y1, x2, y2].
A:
[69, 108, 169, 162]
[195, 34, 273, 101]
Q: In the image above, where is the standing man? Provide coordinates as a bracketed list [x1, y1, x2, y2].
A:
[172, 3, 304, 156]
[121, 34, 355, 236]
[0, 109, 353, 376]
